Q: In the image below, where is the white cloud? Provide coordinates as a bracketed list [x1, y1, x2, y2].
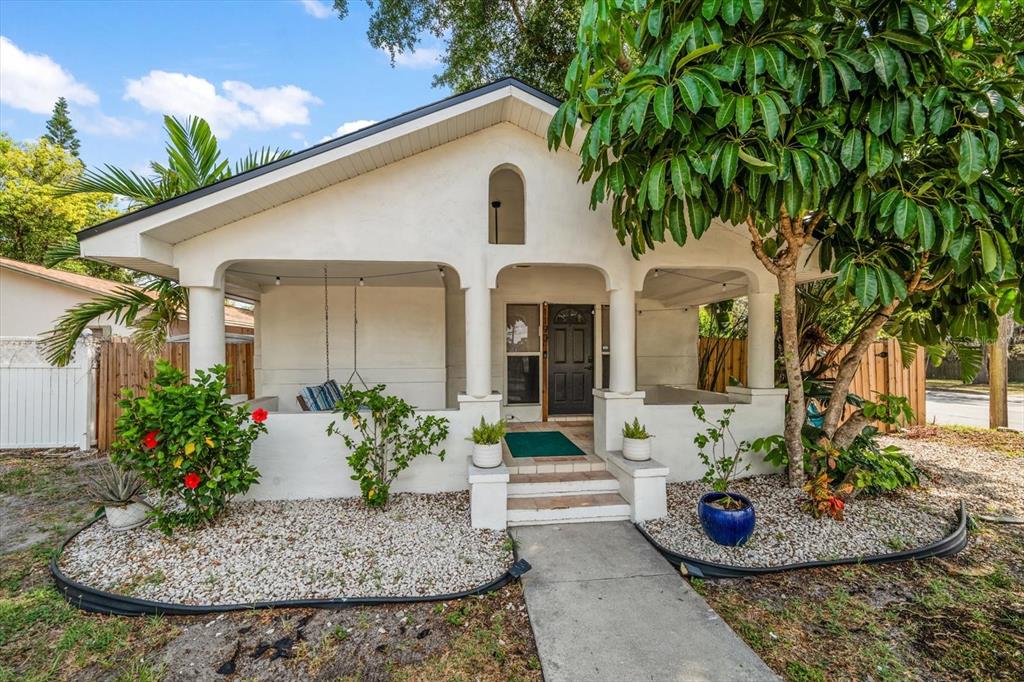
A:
[77, 112, 147, 138]
[299, 0, 332, 19]
[320, 119, 378, 142]
[124, 71, 321, 137]
[0, 36, 99, 114]
[390, 47, 442, 70]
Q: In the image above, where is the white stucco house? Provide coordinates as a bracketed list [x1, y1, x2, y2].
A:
[75, 79, 820, 528]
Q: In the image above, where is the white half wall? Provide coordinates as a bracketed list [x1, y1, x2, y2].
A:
[257, 284, 446, 411]
[636, 301, 698, 390]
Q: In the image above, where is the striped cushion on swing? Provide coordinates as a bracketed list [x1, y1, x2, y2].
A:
[300, 380, 344, 411]
[322, 379, 344, 406]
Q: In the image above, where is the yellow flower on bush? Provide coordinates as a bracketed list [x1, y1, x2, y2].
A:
[205, 437, 215, 447]
[184, 442, 196, 455]
[172, 456, 183, 469]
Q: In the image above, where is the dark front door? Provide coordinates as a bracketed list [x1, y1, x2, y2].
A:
[547, 304, 594, 415]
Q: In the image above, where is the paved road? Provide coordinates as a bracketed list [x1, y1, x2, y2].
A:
[512, 522, 778, 682]
[926, 389, 1024, 430]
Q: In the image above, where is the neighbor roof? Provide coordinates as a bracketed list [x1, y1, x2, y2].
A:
[0, 257, 254, 328]
[77, 78, 561, 243]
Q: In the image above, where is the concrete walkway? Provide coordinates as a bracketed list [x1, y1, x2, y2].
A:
[512, 522, 778, 682]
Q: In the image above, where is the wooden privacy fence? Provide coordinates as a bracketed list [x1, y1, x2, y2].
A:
[96, 338, 254, 450]
[700, 336, 926, 430]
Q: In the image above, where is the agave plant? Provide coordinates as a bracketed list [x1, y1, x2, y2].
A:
[86, 462, 146, 507]
[42, 116, 289, 366]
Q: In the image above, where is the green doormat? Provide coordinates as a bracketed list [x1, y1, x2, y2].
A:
[504, 431, 586, 458]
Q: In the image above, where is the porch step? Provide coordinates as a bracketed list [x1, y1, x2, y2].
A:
[503, 454, 606, 476]
[507, 492, 631, 527]
[508, 471, 619, 498]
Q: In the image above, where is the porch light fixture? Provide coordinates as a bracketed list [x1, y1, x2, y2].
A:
[438, 265, 445, 278]
[275, 276, 281, 286]
[358, 277, 365, 286]
[653, 269, 660, 278]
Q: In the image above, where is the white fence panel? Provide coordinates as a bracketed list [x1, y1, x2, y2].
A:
[0, 337, 94, 449]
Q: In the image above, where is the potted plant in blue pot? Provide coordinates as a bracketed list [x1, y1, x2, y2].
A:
[692, 404, 754, 547]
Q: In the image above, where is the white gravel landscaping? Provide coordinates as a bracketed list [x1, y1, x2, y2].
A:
[640, 475, 958, 568]
[59, 491, 511, 605]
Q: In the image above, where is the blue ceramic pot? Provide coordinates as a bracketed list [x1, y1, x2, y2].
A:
[698, 492, 756, 547]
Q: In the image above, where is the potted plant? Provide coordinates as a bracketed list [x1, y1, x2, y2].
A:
[692, 404, 754, 547]
[469, 417, 506, 468]
[87, 462, 151, 531]
[622, 418, 652, 461]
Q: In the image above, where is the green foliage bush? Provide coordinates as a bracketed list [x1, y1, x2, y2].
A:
[328, 385, 449, 508]
[470, 417, 506, 445]
[112, 361, 266, 534]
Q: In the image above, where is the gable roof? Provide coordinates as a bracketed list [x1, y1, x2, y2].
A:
[0, 257, 254, 328]
[77, 78, 562, 245]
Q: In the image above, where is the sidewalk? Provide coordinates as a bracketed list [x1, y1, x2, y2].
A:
[513, 521, 778, 682]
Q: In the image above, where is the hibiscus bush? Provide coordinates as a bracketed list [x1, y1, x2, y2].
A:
[328, 384, 449, 509]
[112, 360, 267, 534]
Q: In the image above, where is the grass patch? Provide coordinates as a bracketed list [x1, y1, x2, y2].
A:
[926, 379, 1024, 395]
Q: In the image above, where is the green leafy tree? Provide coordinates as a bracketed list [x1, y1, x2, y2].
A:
[0, 134, 123, 277]
[551, 0, 1023, 486]
[332, 0, 583, 94]
[42, 116, 290, 366]
[43, 97, 81, 158]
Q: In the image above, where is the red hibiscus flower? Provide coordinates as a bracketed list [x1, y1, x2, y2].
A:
[142, 430, 160, 449]
[829, 496, 845, 512]
[184, 472, 201, 490]
[251, 408, 268, 423]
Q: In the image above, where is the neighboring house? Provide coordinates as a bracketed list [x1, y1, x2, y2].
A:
[0, 256, 254, 338]
[0, 256, 253, 450]
[75, 79, 821, 528]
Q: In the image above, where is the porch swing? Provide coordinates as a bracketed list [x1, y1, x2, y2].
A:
[296, 267, 369, 411]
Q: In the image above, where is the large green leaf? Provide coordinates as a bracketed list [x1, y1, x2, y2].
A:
[957, 131, 984, 184]
[744, 0, 765, 22]
[854, 266, 878, 307]
[720, 142, 739, 184]
[979, 230, 998, 273]
[654, 85, 675, 129]
[757, 94, 779, 138]
[677, 75, 703, 113]
[893, 196, 917, 238]
[840, 129, 864, 169]
[721, 0, 743, 26]
[647, 159, 667, 210]
[735, 95, 753, 133]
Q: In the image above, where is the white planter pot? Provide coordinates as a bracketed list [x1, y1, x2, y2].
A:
[622, 436, 652, 461]
[104, 501, 151, 531]
[472, 442, 503, 468]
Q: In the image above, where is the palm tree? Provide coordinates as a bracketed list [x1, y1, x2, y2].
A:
[42, 115, 289, 366]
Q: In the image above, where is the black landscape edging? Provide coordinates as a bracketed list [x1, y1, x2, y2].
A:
[51, 518, 531, 616]
[637, 500, 969, 579]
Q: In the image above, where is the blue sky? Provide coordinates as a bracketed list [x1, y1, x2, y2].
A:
[0, 0, 448, 171]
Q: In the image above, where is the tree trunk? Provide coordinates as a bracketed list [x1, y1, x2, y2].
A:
[989, 313, 1013, 429]
[776, 267, 805, 487]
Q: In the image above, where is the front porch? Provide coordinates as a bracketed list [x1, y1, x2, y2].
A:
[181, 258, 784, 529]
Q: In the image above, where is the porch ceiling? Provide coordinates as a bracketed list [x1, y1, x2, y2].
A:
[641, 268, 749, 306]
[224, 260, 449, 299]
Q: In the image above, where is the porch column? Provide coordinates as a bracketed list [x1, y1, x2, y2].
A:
[608, 287, 636, 394]
[464, 284, 492, 398]
[747, 291, 775, 389]
[188, 285, 225, 375]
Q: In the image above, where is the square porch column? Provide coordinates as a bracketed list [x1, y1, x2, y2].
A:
[747, 291, 776, 389]
[188, 285, 225, 376]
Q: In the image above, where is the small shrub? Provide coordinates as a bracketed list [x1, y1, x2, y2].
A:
[470, 417, 506, 445]
[622, 417, 650, 439]
[112, 361, 267, 534]
[328, 384, 449, 508]
[692, 403, 751, 509]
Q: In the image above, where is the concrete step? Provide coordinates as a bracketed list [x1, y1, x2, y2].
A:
[508, 471, 620, 498]
[507, 492, 631, 526]
[503, 455, 606, 476]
